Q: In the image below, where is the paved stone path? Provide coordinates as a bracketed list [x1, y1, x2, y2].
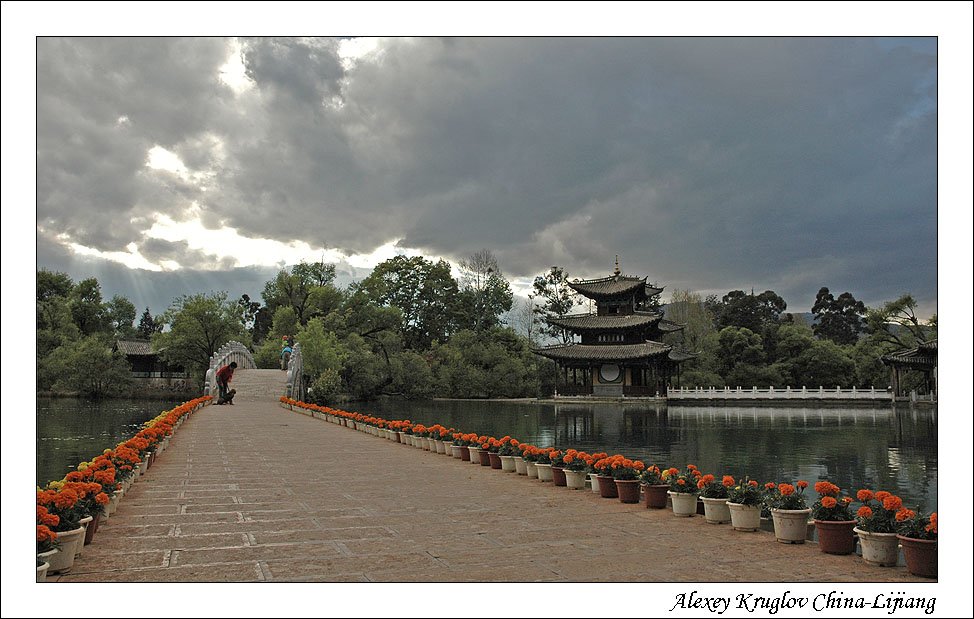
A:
[51, 369, 930, 583]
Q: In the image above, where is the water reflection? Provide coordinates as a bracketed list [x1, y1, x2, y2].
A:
[359, 399, 937, 512]
[36, 397, 183, 487]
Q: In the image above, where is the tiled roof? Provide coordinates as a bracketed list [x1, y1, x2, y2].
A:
[547, 311, 663, 331]
[533, 341, 671, 362]
[881, 340, 937, 369]
[114, 339, 155, 356]
[668, 348, 697, 362]
[569, 275, 647, 298]
[658, 319, 685, 332]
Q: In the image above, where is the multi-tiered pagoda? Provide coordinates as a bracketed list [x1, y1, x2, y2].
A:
[534, 259, 692, 397]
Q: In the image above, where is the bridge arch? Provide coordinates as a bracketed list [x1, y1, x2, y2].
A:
[202, 341, 256, 397]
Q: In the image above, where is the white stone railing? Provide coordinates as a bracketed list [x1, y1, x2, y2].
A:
[284, 342, 305, 399]
[203, 341, 256, 397]
[667, 385, 893, 400]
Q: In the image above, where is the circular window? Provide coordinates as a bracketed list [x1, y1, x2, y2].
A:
[599, 364, 621, 383]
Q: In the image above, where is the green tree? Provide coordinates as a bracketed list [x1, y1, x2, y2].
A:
[665, 289, 722, 387]
[811, 287, 867, 345]
[69, 278, 110, 336]
[772, 324, 855, 387]
[714, 289, 787, 333]
[456, 249, 514, 332]
[137, 307, 163, 339]
[356, 255, 461, 350]
[37, 269, 74, 303]
[154, 291, 248, 387]
[388, 350, 435, 399]
[106, 294, 138, 339]
[51, 336, 132, 398]
[865, 294, 936, 350]
[531, 266, 580, 344]
[296, 317, 347, 380]
[261, 259, 341, 325]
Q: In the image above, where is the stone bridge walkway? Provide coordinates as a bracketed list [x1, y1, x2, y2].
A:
[51, 369, 929, 583]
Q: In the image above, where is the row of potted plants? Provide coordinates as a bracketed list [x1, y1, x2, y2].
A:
[280, 397, 937, 579]
[35, 395, 213, 581]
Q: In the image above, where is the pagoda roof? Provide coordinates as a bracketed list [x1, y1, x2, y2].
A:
[668, 348, 697, 362]
[658, 319, 685, 333]
[547, 311, 663, 332]
[533, 341, 671, 362]
[881, 339, 937, 369]
[568, 275, 663, 300]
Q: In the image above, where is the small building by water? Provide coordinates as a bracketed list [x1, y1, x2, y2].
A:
[533, 259, 693, 397]
[113, 339, 191, 394]
[881, 339, 937, 401]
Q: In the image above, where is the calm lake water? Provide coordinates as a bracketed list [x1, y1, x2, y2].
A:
[35, 397, 184, 487]
[36, 396, 937, 512]
[355, 399, 938, 512]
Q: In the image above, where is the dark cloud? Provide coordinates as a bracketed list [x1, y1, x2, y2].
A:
[35, 36, 937, 313]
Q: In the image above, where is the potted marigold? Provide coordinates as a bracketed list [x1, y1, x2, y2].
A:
[36, 486, 86, 574]
[639, 465, 669, 509]
[810, 481, 857, 555]
[766, 480, 811, 543]
[548, 449, 568, 486]
[592, 456, 620, 498]
[606, 456, 645, 503]
[726, 477, 763, 531]
[36, 508, 61, 581]
[520, 444, 540, 477]
[854, 489, 903, 566]
[585, 452, 608, 493]
[534, 447, 555, 481]
[561, 450, 589, 489]
[664, 466, 700, 517]
[498, 437, 520, 472]
[698, 474, 735, 524]
[896, 509, 936, 578]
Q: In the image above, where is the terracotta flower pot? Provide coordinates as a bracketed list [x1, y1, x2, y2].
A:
[479, 450, 492, 466]
[597, 475, 619, 498]
[642, 484, 669, 509]
[551, 466, 567, 486]
[897, 535, 936, 578]
[615, 479, 641, 503]
[814, 520, 857, 555]
[488, 452, 502, 469]
[459, 446, 470, 461]
[83, 513, 101, 545]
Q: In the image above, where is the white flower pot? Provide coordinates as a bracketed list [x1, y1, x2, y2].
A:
[855, 528, 900, 566]
[701, 497, 731, 524]
[535, 463, 553, 482]
[668, 491, 698, 517]
[771, 508, 812, 543]
[728, 502, 762, 531]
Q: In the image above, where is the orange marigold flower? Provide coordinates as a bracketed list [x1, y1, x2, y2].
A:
[857, 506, 873, 518]
[95, 492, 110, 505]
[633, 461, 646, 471]
[687, 464, 697, 471]
[748, 480, 759, 486]
[52, 488, 79, 509]
[895, 508, 916, 522]
[701, 474, 715, 484]
[821, 496, 837, 508]
[765, 482, 776, 490]
[796, 480, 808, 489]
[874, 490, 891, 502]
[779, 484, 795, 496]
[697, 479, 706, 489]
[882, 495, 903, 512]
[677, 479, 686, 486]
[857, 489, 874, 502]
[722, 475, 735, 487]
[37, 525, 58, 543]
[668, 468, 680, 476]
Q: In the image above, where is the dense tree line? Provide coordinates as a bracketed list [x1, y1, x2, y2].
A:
[666, 287, 936, 392]
[38, 259, 936, 401]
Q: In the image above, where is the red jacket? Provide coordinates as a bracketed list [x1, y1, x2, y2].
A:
[216, 365, 234, 382]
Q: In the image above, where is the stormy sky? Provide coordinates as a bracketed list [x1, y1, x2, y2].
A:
[21, 22, 958, 321]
